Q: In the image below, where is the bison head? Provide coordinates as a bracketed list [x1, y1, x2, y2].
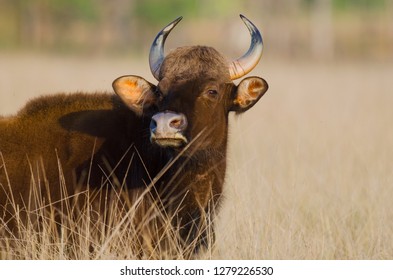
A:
[113, 15, 268, 151]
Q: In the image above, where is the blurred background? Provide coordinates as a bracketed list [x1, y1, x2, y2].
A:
[1, 0, 392, 115]
[0, 0, 392, 61]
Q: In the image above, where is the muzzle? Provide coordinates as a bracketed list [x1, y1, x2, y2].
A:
[150, 111, 188, 148]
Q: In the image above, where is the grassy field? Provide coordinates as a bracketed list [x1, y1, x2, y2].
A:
[219, 60, 393, 259]
[1, 53, 392, 259]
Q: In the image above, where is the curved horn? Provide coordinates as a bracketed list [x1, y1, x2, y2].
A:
[229, 15, 263, 80]
[149, 17, 182, 80]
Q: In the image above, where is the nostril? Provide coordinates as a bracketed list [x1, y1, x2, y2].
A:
[169, 115, 187, 130]
[170, 118, 182, 129]
[150, 119, 157, 132]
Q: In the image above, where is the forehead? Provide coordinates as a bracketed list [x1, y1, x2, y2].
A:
[159, 46, 231, 83]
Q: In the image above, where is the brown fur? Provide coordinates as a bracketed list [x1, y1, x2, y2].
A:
[0, 46, 268, 258]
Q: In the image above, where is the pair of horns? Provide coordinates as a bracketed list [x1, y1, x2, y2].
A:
[149, 14, 263, 81]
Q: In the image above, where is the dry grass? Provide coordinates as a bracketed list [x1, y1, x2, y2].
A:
[216, 60, 393, 259]
[1, 54, 393, 259]
[0, 154, 215, 260]
[0, 141, 218, 260]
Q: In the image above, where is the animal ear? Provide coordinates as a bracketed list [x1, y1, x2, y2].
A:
[112, 75, 157, 116]
[230, 76, 268, 113]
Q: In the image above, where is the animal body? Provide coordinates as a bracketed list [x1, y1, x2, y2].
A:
[0, 15, 268, 258]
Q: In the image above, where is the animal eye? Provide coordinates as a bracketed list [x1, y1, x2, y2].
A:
[206, 89, 218, 99]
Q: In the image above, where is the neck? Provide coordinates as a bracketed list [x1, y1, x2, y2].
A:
[154, 144, 227, 207]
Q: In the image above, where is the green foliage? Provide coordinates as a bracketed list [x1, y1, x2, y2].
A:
[47, 0, 98, 21]
[303, 0, 387, 11]
[135, 0, 198, 25]
[333, 0, 386, 11]
[134, 0, 239, 25]
[0, 0, 391, 56]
